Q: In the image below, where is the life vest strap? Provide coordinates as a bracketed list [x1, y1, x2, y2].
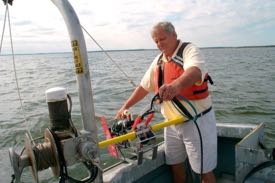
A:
[176, 42, 190, 58]
[157, 64, 163, 90]
[193, 87, 208, 94]
[208, 75, 214, 85]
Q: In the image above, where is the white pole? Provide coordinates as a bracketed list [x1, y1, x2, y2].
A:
[50, 0, 96, 133]
[50, 0, 102, 182]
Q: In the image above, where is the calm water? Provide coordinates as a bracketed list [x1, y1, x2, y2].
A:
[0, 47, 275, 182]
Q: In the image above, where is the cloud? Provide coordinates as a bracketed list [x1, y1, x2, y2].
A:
[13, 20, 32, 26]
[0, 0, 274, 54]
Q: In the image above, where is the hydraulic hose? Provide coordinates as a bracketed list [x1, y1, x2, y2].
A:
[171, 97, 203, 183]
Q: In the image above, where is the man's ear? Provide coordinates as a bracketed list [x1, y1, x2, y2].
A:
[173, 32, 177, 38]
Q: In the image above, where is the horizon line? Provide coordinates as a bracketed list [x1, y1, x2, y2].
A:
[1, 44, 275, 56]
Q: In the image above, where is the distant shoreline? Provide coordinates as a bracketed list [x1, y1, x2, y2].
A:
[90, 45, 275, 52]
[1, 45, 274, 56]
[201, 45, 275, 49]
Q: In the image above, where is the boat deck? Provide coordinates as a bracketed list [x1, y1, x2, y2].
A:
[103, 123, 273, 183]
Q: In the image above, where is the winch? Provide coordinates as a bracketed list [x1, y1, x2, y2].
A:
[9, 87, 99, 183]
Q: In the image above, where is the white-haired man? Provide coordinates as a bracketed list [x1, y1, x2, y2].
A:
[116, 21, 217, 183]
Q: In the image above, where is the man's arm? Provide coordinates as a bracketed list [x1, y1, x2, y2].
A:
[115, 85, 149, 119]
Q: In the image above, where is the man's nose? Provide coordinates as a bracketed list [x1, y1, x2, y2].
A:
[157, 42, 163, 49]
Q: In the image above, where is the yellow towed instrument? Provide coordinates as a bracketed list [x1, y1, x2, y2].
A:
[98, 116, 185, 148]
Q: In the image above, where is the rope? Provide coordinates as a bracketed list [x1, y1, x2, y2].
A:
[33, 142, 56, 170]
[0, 1, 8, 53]
[4, 3, 33, 141]
[81, 25, 137, 88]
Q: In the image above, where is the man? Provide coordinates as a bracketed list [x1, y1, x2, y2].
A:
[116, 21, 217, 183]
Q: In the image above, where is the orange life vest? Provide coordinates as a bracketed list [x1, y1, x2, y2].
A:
[155, 42, 213, 100]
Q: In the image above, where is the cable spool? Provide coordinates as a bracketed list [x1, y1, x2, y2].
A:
[25, 130, 60, 181]
[24, 133, 39, 183]
[8, 129, 60, 183]
[45, 87, 71, 131]
[44, 128, 60, 177]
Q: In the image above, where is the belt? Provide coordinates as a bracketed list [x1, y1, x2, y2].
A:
[195, 106, 212, 119]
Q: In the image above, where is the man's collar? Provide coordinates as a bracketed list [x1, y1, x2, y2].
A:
[162, 40, 182, 62]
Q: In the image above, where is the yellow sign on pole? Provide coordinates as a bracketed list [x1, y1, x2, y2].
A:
[72, 40, 84, 74]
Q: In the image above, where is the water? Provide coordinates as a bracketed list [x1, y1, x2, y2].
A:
[0, 47, 275, 182]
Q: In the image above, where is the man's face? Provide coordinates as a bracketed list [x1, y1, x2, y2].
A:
[151, 27, 177, 56]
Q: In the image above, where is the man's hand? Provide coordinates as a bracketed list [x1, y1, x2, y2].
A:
[115, 107, 128, 119]
[115, 85, 149, 119]
[159, 84, 178, 101]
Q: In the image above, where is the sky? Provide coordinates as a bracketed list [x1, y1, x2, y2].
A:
[0, 0, 275, 54]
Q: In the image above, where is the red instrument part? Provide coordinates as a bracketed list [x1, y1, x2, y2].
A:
[100, 116, 119, 158]
[144, 113, 154, 126]
[131, 111, 154, 130]
[131, 116, 142, 130]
